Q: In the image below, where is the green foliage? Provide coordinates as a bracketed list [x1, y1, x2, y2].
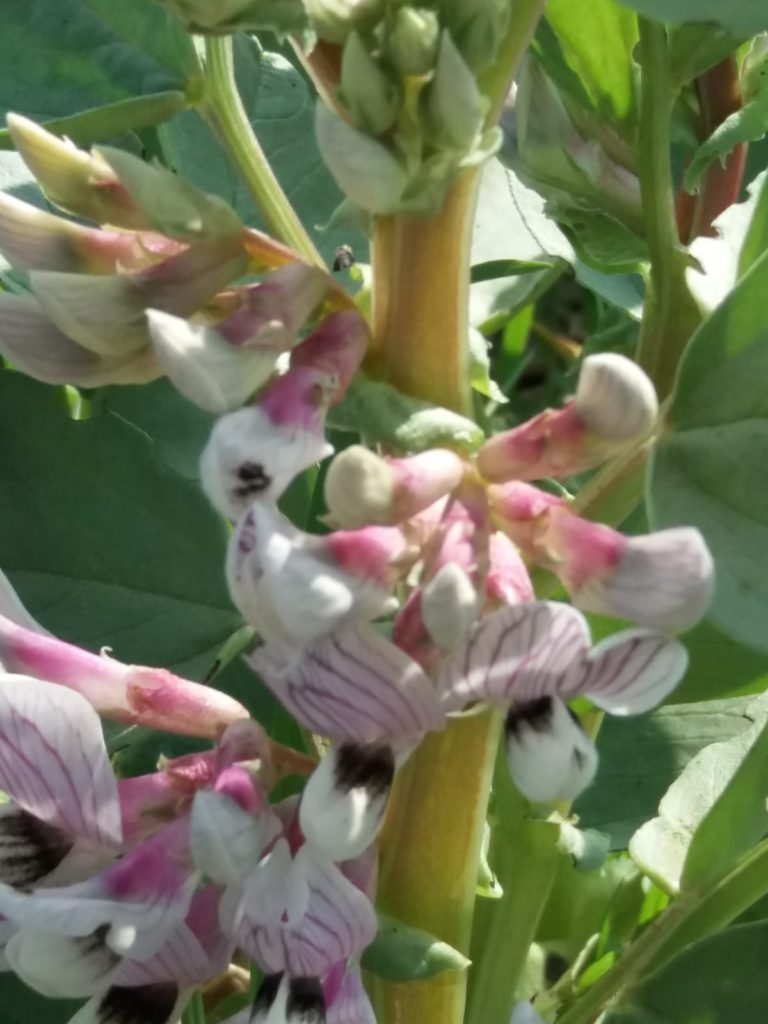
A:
[362, 914, 471, 981]
[616, 0, 768, 37]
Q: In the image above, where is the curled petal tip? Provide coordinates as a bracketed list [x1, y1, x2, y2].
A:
[575, 353, 658, 442]
[421, 562, 479, 652]
[505, 697, 598, 802]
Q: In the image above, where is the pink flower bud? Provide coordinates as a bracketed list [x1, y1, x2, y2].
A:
[486, 532, 534, 606]
[289, 309, 368, 401]
[477, 355, 658, 483]
[324, 445, 466, 527]
[543, 509, 714, 632]
[487, 481, 565, 558]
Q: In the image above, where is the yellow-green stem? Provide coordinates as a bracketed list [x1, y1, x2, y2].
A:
[371, 711, 502, 1022]
[369, 168, 480, 415]
[202, 37, 324, 267]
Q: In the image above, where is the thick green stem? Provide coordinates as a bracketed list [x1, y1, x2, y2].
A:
[634, 19, 700, 400]
[555, 838, 768, 1024]
[201, 37, 324, 267]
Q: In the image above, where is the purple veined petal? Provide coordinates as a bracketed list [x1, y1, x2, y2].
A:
[438, 602, 591, 713]
[236, 845, 376, 978]
[5, 927, 121, 998]
[29, 239, 248, 359]
[239, 839, 310, 930]
[249, 623, 444, 743]
[0, 804, 74, 889]
[147, 309, 280, 414]
[0, 675, 122, 849]
[299, 742, 395, 861]
[66, 982, 184, 1024]
[570, 629, 689, 716]
[326, 968, 376, 1024]
[0, 293, 159, 387]
[0, 820, 197, 958]
[505, 697, 598, 803]
[190, 790, 282, 885]
[252, 974, 326, 1024]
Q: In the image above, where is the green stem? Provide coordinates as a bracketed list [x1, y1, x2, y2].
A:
[555, 838, 768, 1024]
[634, 19, 700, 400]
[182, 991, 207, 1024]
[201, 37, 324, 267]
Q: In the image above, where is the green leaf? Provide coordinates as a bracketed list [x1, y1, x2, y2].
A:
[576, 697, 758, 849]
[649, 247, 768, 653]
[0, 370, 239, 687]
[0, 0, 191, 122]
[0, 92, 189, 151]
[159, 38, 365, 266]
[684, 91, 768, 193]
[0, 975, 81, 1024]
[670, 618, 768, 704]
[604, 921, 768, 1024]
[629, 693, 768, 892]
[668, 24, 744, 88]
[738, 170, 768, 274]
[616, 0, 768, 37]
[328, 376, 484, 453]
[544, 0, 640, 139]
[361, 914, 470, 981]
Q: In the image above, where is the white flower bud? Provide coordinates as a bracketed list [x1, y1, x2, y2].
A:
[574, 353, 658, 442]
[421, 562, 479, 651]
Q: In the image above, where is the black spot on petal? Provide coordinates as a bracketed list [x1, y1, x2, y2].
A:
[0, 806, 73, 889]
[545, 951, 569, 986]
[286, 977, 325, 1023]
[97, 983, 179, 1024]
[235, 461, 271, 498]
[505, 697, 554, 740]
[334, 743, 395, 797]
[253, 973, 283, 1017]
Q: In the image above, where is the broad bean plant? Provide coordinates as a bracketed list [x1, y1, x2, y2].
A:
[0, 1, 767, 1023]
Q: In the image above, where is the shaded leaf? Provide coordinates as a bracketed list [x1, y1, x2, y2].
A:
[616, 0, 768, 38]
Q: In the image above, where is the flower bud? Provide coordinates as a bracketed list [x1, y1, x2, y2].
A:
[324, 446, 465, 527]
[340, 33, 400, 135]
[574, 353, 658, 442]
[288, 309, 368, 400]
[299, 741, 395, 860]
[420, 562, 479, 651]
[305, 0, 384, 43]
[315, 103, 407, 214]
[426, 33, 485, 152]
[6, 115, 144, 229]
[485, 532, 534, 606]
[505, 697, 598, 803]
[386, 7, 440, 75]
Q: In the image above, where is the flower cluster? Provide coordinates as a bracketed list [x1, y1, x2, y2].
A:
[0, 115, 714, 1024]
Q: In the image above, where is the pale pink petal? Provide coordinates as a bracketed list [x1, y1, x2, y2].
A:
[569, 629, 689, 715]
[0, 676, 121, 848]
[327, 968, 377, 1024]
[250, 623, 444, 743]
[190, 790, 281, 885]
[438, 603, 590, 712]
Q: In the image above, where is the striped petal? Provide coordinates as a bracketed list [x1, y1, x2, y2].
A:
[66, 982, 183, 1024]
[253, 974, 326, 1024]
[438, 602, 590, 712]
[570, 629, 689, 715]
[250, 623, 444, 743]
[327, 968, 376, 1024]
[0, 805, 73, 889]
[0, 676, 121, 848]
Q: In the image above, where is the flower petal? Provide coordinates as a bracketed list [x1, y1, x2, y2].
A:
[0, 805, 73, 889]
[438, 602, 590, 712]
[327, 968, 376, 1024]
[5, 927, 120, 997]
[0, 676, 121, 848]
[66, 983, 183, 1024]
[505, 697, 598, 802]
[190, 790, 281, 885]
[572, 629, 689, 715]
[250, 623, 444, 743]
[299, 742, 395, 861]
[253, 974, 326, 1024]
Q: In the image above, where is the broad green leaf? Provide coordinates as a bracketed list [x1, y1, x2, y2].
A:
[629, 694, 768, 892]
[604, 921, 768, 1024]
[0, 92, 189, 151]
[0, 975, 80, 1024]
[328, 376, 484, 452]
[669, 24, 744, 89]
[159, 37, 364, 267]
[362, 914, 470, 981]
[0, 370, 238, 684]
[649, 247, 768, 653]
[470, 159, 572, 326]
[670, 618, 768, 704]
[0, 0, 189, 122]
[739, 170, 768, 274]
[576, 697, 757, 849]
[684, 91, 768, 193]
[616, 0, 768, 37]
[545, 0, 640, 139]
